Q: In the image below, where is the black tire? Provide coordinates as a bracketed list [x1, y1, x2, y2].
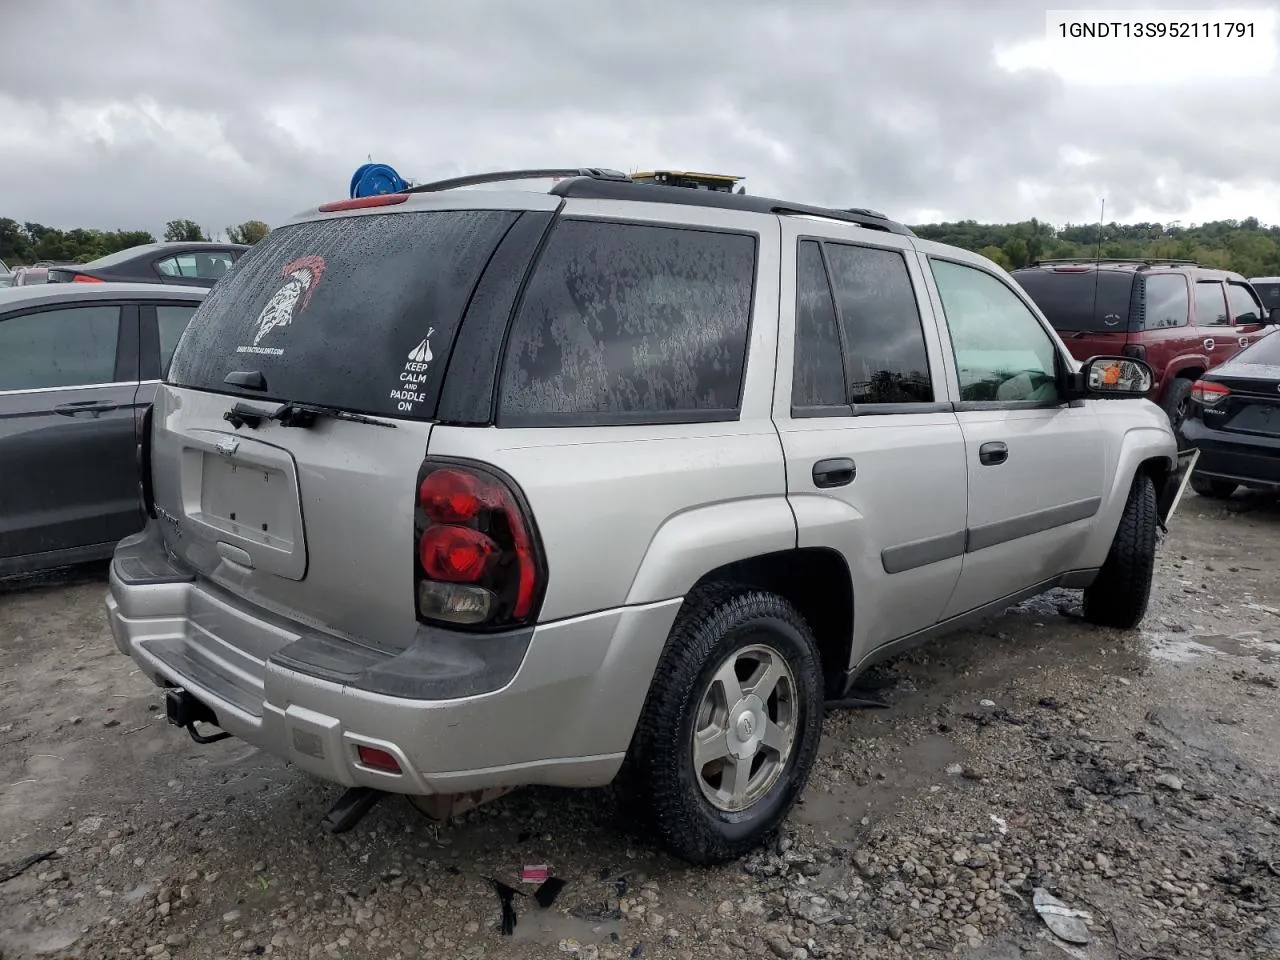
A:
[1160, 377, 1193, 445]
[1190, 474, 1237, 499]
[1083, 472, 1158, 629]
[618, 585, 823, 866]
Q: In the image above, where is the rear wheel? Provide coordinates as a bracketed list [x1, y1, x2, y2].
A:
[1083, 472, 1158, 630]
[1190, 475, 1237, 499]
[1160, 377, 1193, 445]
[620, 586, 823, 866]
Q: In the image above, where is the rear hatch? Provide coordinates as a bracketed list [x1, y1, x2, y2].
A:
[1010, 266, 1136, 360]
[152, 202, 527, 651]
[1197, 334, 1280, 438]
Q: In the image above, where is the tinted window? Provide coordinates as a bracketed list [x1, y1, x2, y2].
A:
[824, 243, 932, 403]
[0, 305, 120, 390]
[1253, 281, 1280, 309]
[1226, 282, 1263, 324]
[157, 303, 199, 376]
[156, 252, 233, 281]
[499, 219, 755, 424]
[1011, 268, 1134, 332]
[931, 259, 1060, 404]
[791, 241, 845, 409]
[1194, 281, 1229, 326]
[169, 210, 519, 419]
[1140, 274, 1189, 329]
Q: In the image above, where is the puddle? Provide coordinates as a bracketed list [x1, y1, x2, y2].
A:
[1148, 630, 1280, 664]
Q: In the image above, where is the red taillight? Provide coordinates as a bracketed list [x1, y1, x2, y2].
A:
[1191, 380, 1230, 406]
[356, 745, 402, 773]
[318, 194, 409, 213]
[71, 274, 104, 283]
[413, 461, 544, 629]
[419, 525, 497, 581]
[419, 468, 497, 523]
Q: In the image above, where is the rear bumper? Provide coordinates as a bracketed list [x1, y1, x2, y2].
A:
[1181, 419, 1280, 490]
[106, 524, 682, 796]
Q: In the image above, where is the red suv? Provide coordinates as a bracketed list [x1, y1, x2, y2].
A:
[1010, 259, 1276, 432]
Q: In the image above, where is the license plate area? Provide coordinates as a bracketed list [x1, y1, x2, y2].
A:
[200, 454, 296, 550]
[176, 431, 308, 581]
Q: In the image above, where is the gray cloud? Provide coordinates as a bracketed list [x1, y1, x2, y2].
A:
[1, 0, 1277, 235]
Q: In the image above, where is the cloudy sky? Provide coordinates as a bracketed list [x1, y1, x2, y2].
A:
[1, 0, 1277, 235]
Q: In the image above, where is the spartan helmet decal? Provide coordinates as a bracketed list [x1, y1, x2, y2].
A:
[253, 255, 326, 347]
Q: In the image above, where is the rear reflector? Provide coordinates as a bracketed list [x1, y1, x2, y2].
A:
[356, 745, 402, 773]
[318, 194, 409, 213]
[71, 274, 104, 283]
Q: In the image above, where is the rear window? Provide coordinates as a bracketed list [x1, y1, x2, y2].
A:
[168, 210, 519, 418]
[1010, 268, 1135, 332]
[1240, 330, 1280, 366]
[1252, 281, 1280, 309]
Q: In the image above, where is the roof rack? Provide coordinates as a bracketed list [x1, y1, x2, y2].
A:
[400, 167, 913, 237]
[405, 168, 631, 194]
[1030, 257, 1199, 267]
[551, 177, 914, 236]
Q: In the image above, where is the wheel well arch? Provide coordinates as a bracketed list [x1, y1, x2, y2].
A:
[689, 547, 854, 699]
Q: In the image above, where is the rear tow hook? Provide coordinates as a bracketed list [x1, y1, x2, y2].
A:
[164, 689, 232, 745]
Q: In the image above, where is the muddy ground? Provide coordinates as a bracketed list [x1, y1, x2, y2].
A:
[1, 492, 1278, 960]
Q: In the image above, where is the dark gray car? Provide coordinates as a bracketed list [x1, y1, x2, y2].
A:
[0, 283, 207, 577]
[47, 242, 249, 288]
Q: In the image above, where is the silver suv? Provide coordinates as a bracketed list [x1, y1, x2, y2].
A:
[106, 168, 1194, 865]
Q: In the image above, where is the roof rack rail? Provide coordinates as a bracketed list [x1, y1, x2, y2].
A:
[1030, 257, 1199, 267]
[405, 168, 631, 194]
[550, 177, 914, 237]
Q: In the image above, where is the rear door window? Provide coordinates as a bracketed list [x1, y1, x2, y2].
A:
[1194, 281, 1229, 326]
[498, 219, 757, 426]
[1139, 273, 1189, 329]
[823, 241, 934, 404]
[791, 241, 846, 411]
[156, 303, 199, 375]
[1011, 268, 1134, 332]
[168, 210, 520, 419]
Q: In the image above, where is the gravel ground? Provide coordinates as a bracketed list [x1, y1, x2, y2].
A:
[2, 491, 1279, 960]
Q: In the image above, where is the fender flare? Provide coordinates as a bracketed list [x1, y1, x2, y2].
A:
[1077, 424, 1176, 569]
[624, 496, 798, 606]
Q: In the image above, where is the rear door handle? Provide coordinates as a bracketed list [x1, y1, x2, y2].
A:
[979, 441, 1008, 466]
[812, 457, 856, 488]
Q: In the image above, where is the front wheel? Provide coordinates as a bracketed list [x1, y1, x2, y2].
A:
[1083, 472, 1158, 629]
[620, 586, 823, 866]
[1191, 475, 1237, 499]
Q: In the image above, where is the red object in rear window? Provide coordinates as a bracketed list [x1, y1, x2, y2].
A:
[317, 194, 409, 213]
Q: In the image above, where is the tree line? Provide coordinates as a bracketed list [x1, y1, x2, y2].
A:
[0, 218, 271, 266]
[4, 213, 1280, 278]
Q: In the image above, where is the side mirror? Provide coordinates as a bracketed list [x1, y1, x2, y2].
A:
[1269, 307, 1280, 324]
[1071, 356, 1155, 398]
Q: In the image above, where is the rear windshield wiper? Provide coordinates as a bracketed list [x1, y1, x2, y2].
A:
[224, 400, 397, 430]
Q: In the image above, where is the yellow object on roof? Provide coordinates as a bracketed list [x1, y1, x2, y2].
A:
[631, 171, 744, 192]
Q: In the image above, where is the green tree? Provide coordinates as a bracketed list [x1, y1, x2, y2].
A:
[226, 220, 270, 244]
[163, 219, 207, 242]
[979, 245, 1013, 269]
